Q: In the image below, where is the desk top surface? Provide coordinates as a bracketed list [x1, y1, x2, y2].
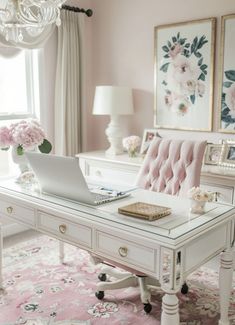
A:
[0, 178, 234, 244]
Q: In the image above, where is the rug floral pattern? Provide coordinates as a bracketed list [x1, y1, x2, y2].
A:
[0, 235, 234, 325]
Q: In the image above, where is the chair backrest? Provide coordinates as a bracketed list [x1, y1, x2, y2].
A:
[136, 138, 207, 196]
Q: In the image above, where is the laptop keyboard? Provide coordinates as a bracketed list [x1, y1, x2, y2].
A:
[91, 189, 129, 205]
[91, 192, 116, 204]
[93, 192, 112, 201]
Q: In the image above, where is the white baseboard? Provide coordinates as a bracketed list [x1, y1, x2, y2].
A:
[2, 223, 29, 237]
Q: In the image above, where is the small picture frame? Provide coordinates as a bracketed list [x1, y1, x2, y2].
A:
[204, 144, 223, 165]
[140, 129, 159, 155]
[220, 140, 235, 168]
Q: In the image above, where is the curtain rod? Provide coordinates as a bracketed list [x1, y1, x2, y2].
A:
[61, 5, 93, 17]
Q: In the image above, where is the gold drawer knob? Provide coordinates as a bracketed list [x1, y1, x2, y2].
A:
[6, 206, 13, 214]
[118, 246, 128, 257]
[59, 224, 67, 234]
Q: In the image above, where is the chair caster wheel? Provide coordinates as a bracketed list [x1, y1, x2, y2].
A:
[95, 291, 104, 300]
[98, 273, 107, 282]
[144, 303, 152, 314]
[181, 282, 189, 294]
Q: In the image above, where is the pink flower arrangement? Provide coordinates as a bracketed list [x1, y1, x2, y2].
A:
[188, 187, 214, 202]
[0, 119, 52, 155]
[122, 135, 141, 157]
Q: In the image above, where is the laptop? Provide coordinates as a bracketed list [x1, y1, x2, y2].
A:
[25, 152, 130, 205]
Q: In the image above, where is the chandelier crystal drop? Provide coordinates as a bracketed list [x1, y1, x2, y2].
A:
[0, 0, 66, 43]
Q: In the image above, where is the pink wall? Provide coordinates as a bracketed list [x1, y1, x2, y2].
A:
[83, 0, 235, 152]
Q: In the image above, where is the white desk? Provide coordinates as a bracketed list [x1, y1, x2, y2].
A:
[0, 179, 234, 325]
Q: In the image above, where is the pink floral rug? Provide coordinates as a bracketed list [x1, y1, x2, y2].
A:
[0, 235, 234, 325]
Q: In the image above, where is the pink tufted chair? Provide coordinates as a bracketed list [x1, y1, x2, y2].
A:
[96, 138, 207, 313]
[136, 138, 207, 196]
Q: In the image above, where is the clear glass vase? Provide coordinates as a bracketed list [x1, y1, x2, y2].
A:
[11, 145, 29, 174]
[128, 149, 137, 158]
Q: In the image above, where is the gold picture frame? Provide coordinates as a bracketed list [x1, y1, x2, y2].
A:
[218, 14, 235, 133]
[154, 17, 216, 131]
[220, 139, 235, 168]
[204, 143, 223, 165]
[140, 129, 160, 155]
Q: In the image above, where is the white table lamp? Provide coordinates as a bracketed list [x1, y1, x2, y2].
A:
[93, 86, 134, 156]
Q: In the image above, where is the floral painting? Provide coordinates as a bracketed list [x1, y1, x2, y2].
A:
[154, 18, 215, 131]
[219, 14, 235, 133]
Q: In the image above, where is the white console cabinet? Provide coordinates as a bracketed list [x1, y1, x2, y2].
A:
[77, 150, 235, 205]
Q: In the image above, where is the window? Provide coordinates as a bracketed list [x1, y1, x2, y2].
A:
[0, 48, 40, 176]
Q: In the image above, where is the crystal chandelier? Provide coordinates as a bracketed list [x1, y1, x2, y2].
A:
[0, 0, 66, 43]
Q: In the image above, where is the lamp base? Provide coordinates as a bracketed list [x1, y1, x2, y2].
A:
[105, 116, 123, 156]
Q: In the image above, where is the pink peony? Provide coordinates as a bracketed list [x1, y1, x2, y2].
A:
[0, 126, 13, 148]
[0, 119, 52, 155]
[10, 119, 45, 150]
[167, 55, 200, 94]
[188, 186, 214, 202]
[182, 79, 197, 96]
[122, 136, 141, 151]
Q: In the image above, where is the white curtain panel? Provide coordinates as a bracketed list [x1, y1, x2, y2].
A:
[54, 10, 85, 156]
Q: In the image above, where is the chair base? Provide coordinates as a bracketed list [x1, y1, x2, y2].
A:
[96, 265, 161, 313]
[95, 265, 189, 314]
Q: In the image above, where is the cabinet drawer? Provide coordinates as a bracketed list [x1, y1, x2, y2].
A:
[0, 198, 35, 226]
[38, 211, 92, 249]
[200, 182, 234, 204]
[95, 231, 157, 274]
[82, 159, 139, 185]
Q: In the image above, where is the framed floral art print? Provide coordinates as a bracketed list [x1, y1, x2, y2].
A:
[219, 14, 235, 133]
[154, 18, 216, 131]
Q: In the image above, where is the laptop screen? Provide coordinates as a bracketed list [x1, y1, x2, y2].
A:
[25, 152, 96, 204]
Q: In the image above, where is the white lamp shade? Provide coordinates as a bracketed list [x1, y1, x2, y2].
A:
[92, 86, 134, 115]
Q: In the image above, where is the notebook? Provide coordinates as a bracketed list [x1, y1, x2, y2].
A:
[25, 152, 130, 206]
[118, 202, 171, 221]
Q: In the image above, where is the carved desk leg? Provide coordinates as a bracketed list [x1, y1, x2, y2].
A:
[161, 290, 180, 325]
[160, 248, 181, 325]
[219, 249, 233, 325]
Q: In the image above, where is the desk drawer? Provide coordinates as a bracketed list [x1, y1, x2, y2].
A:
[82, 159, 139, 185]
[95, 230, 157, 273]
[0, 198, 35, 226]
[38, 211, 92, 249]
